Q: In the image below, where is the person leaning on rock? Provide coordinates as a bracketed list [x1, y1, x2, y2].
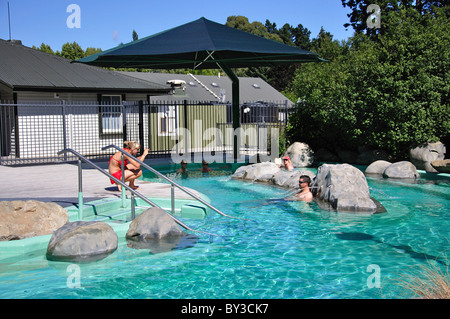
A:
[294, 175, 313, 202]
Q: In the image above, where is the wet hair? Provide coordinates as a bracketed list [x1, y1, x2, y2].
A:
[299, 175, 311, 186]
[124, 141, 140, 150]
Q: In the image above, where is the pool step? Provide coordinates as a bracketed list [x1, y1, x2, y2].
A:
[66, 197, 210, 223]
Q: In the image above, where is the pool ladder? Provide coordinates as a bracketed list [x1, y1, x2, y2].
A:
[58, 147, 241, 237]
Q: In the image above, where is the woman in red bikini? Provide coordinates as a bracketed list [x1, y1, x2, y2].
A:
[108, 141, 149, 191]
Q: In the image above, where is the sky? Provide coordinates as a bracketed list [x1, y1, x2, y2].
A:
[0, 0, 354, 51]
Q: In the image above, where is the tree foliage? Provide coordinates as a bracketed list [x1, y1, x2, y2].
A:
[287, 4, 449, 159]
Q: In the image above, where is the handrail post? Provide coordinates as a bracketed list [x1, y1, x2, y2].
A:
[57, 148, 219, 236]
[121, 152, 126, 207]
[171, 184, 175, 215]
[131, 193, 135, 220]
[100, 144, 245, 221]
[77, 158, 83, 220]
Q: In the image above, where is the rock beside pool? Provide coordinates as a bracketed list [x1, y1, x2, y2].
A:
[126, 207, 183, 240]
[232, 162, 280, 182]
[0, 200, 68, 241]
[312, 164, 378, 213]
[409, 141, 446, 173]
[272, 170, 315, 188]
[283, 142, 314, 167]
[383, 161, 420, 179]
[232, 162, 315, 189]
[46, 221, 118, 262]
[430, 159, 450, 173]
[365, 160, 392, 175]
[365, 160, 420, 179]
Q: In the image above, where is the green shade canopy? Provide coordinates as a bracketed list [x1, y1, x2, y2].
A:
[76, 17, 324, 69]
[76, 17, 324, 160]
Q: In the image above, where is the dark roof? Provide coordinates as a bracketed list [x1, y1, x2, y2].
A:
[78, 17, 323, 69]
[120, 71, 293, 105]
[0, 39, 170, 93]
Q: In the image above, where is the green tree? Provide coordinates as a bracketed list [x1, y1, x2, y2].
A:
[287, 5, 449, 159]
[341, 0, 448, 37]
[32, 43, 54, 54]
[132, 30, 139, 41]
[84, 47, 102, 57]
[58, 41, 85, 60]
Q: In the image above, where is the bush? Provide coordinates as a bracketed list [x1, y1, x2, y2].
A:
[287, 6, 450, 160]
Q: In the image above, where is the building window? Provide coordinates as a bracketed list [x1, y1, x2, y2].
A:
[157, 105, 177, 136]
[100, 95, 122, 134]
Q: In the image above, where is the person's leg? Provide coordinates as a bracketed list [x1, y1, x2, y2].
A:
[124, 169, 142, 189]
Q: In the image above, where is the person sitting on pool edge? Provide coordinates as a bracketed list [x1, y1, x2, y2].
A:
[109, 141, 149, 191]
[294, 175, 313, 202]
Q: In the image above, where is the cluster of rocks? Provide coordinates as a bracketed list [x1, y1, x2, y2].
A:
[365, 160, 419, 179]
[46, 207, 193, 262]
[233, 140, 449, 213]
[1, 200, 191, 262]
[286, 141, 448, 174]
[232, 162, 381, 213]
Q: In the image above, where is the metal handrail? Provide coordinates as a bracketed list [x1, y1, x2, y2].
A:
[102, 145, 245, 221]
[57, 148, 219, 237]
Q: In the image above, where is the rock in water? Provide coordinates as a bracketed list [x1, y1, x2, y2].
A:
[46, 221, 118, 262]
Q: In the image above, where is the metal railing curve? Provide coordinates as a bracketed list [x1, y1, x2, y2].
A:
[102, 145, 246, 221]
[57, 148, 219, 237]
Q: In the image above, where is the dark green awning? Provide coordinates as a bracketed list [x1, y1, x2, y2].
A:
[77, 17, 324, 69]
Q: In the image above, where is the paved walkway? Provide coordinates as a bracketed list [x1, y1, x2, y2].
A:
[0, 160, 203, 207]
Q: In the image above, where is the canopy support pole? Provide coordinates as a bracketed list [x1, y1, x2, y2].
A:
[217, 63, 240, 162]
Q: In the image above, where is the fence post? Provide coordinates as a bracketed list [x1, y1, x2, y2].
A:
[184, 100, 188, 157]
[61, 101, 68, 162]
[77, 158, 83, 220]
[138, 100, 144, 154]
[122, 104, 127, 143]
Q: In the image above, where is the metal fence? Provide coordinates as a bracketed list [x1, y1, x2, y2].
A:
[0, 99, 292, 165]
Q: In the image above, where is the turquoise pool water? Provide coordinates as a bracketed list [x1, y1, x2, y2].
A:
[0, 165, 449, 299]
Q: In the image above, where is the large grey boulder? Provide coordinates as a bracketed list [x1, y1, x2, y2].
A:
[410, 142, 446, 172]
[231, 162, 280, 182]
[313, 164, 378, 213]
[0, 200, 68, 241]
[365, 160, 392, 175]
[126, 207, 197, 254]
[283, 142, 314, 167]
[383, 161, 419, 179]
[271, 170, 315, 188]
[126, 207, 183, 240]
[46, 221, 118, 262]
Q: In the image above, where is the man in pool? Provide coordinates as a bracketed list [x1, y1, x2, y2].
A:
[294, 175, 313, 202]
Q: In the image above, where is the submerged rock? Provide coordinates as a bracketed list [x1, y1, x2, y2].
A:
[126, 207, 196, 254]
[126, 207, 183, 240]
[46, 221, 118, 262]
